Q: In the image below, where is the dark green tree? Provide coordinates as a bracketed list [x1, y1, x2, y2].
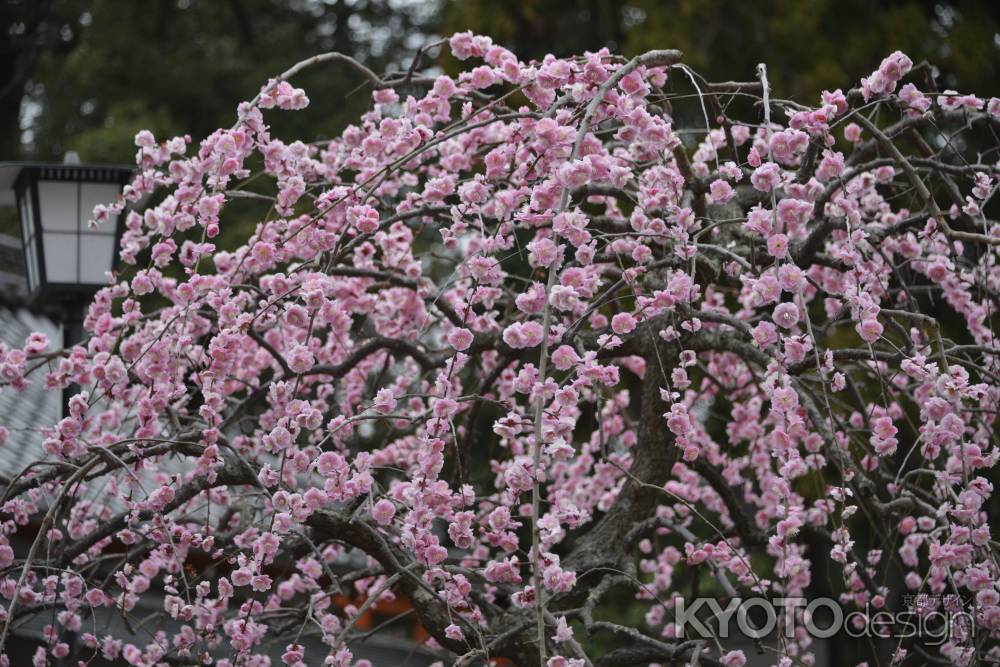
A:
[443, 0, 1000, 97]
[3, 0, 440, 163]
[0, 0, 77, 159]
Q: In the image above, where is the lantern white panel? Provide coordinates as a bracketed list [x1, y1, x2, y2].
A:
[37, 181, 79, 232]
[79, 183, 122, 231]
[42, 232, 78, 283]
[78, 234, 115, 284]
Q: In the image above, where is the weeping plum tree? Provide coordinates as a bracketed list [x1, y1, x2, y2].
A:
[1, 31, 999, 667]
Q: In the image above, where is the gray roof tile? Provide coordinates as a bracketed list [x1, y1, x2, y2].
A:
[0, 307, 61, 480]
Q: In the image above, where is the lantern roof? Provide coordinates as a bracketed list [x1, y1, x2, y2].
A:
[0, 161, 134, 207]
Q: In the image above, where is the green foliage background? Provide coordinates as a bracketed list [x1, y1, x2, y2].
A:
[443, 0, 999, 99]
[5, 1, 998, 166]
